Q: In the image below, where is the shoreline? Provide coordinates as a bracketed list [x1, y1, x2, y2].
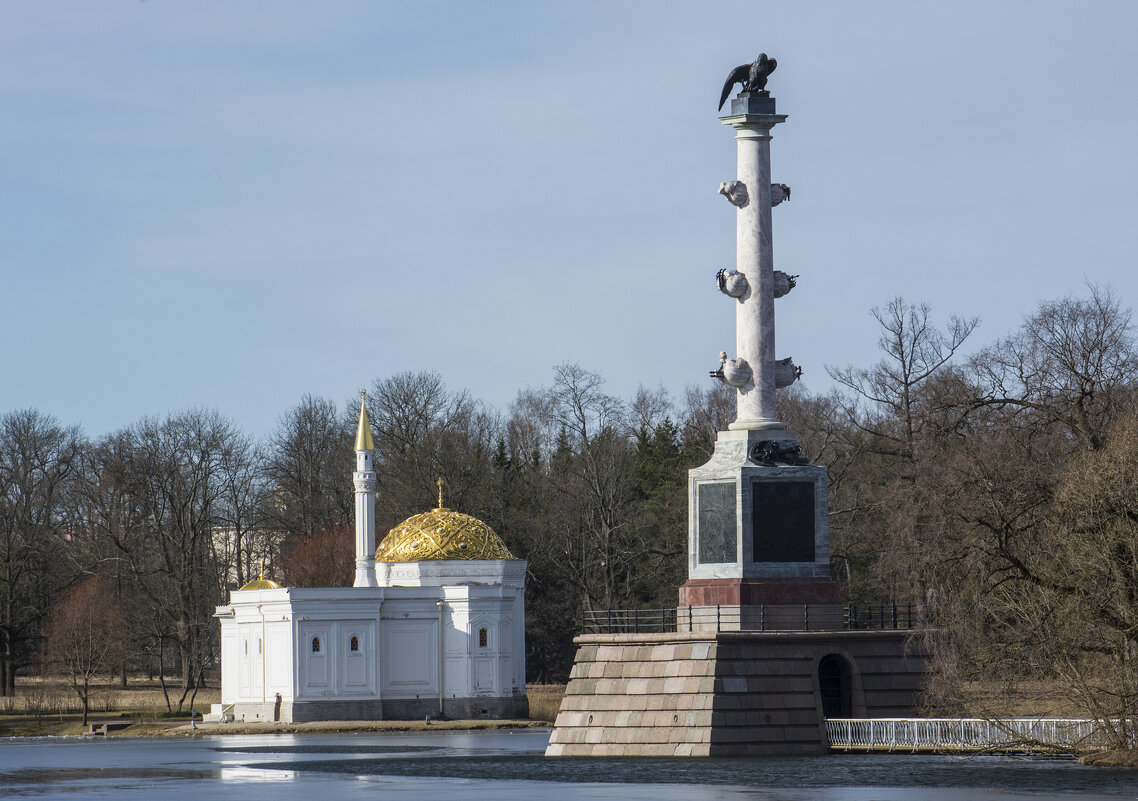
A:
[158, 718, 550, 736]
[0, 716, 551, 739]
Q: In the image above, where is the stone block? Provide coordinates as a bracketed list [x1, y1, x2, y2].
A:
[782, 692, 821, 710]
[575, 645, 598, 662]
[595, 646, 619, 661]
[719, 676, 747, 693]
[663, 677, 685, 694]
[684, 677, 707, 693]
[687, 710, 712, 727]
[568, 678, 596, 695]
[626, 679, 648, 695]
[747, 675, 811, 693]
[558, 727, 586, 744]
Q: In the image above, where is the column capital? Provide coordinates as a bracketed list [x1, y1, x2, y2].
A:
[720, 113, 788, 134]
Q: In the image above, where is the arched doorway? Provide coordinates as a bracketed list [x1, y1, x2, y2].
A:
[818, 654, 852, 718]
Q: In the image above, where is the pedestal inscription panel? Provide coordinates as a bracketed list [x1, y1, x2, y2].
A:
[752, 480, 815, 563]
[697, 481, 737, 564]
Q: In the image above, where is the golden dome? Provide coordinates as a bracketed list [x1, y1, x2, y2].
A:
[376, 479, 514, 562]
[238, 577, 281, 590]
[238, 563, 282, 590]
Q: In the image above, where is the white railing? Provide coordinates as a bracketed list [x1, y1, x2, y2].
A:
[825, 718, 1107, 753]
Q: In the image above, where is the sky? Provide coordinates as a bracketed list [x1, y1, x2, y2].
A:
[3, 2, 1137, 439]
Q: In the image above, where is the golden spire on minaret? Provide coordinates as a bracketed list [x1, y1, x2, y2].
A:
[355, 390, 375, 451]
[436, 476, 446, 509]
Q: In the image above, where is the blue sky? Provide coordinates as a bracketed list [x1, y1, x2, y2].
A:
[3, 2, 1137, 438]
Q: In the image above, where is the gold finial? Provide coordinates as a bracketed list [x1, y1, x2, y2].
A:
[355, 390, 375, 451]
[437, 477, 445, 510]
[238, 559, 282, 591]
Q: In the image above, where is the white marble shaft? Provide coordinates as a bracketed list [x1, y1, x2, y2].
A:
[721, 110, 787, 430]
[353, 449, 379, 588]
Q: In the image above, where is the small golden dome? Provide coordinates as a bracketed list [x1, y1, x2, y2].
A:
[376, 479, 514, 562]
[238, 577, 281, 590]
[238, 562, 282, 590]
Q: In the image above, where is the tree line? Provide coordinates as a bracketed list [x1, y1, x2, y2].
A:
[5, 286, 1138, 741]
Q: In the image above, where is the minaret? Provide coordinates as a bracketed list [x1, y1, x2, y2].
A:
[353, 391, 379, 588]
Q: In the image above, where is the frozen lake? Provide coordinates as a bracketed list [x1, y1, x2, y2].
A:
[1, 729, 1136, 800]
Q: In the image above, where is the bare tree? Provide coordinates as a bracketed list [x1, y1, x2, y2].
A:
[630, 385, 674, 438]
[95, 410, 241, 708]
[680, 381, 734, 461]
[42, 575, 125, 726]
[280, 524, 353, 588]
[543, 363, 640, 611]
[970, 284, 1138, 450]
[0, 410, 84, 695]
[828, 297, 978, 460]
[212, 434, 269, 590]
[263, 395, 352, 541]
[369, 371, 499, 526]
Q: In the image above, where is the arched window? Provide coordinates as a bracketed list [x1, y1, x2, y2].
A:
[478, 628, 488, 648]
[350, 635, 359, 652]
[818, 654, 852, 718]
[312, 636, 321, 653]
[258, 639, 262, 655]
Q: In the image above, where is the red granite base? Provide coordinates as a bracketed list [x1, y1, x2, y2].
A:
[678, 577, 841, 606]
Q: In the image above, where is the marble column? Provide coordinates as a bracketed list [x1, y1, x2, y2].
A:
[721, 98, 787, 431]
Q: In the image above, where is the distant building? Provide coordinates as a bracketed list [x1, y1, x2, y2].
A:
[208, 397, 527, 722]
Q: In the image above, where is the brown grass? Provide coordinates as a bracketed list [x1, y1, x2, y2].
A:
[944, 680, 1086, 719]
[0, 678, 565, 735]
[526, 683, 565, 723]
[0, 676, 219, 736]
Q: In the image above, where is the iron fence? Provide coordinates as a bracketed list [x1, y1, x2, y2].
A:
[581, 603, 920, 634]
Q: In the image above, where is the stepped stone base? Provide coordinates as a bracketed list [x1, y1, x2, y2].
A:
[546, 630, 926, 757]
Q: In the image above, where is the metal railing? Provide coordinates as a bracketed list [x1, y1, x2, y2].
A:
[825, 718, 1107, 753]
[581, 604, 919, 634]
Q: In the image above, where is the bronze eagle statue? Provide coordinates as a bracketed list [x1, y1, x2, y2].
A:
[718, 53, 777, 111]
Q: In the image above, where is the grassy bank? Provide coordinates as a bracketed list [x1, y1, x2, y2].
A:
[0, 676, 218, 736]
[0, 677, 566, 737]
